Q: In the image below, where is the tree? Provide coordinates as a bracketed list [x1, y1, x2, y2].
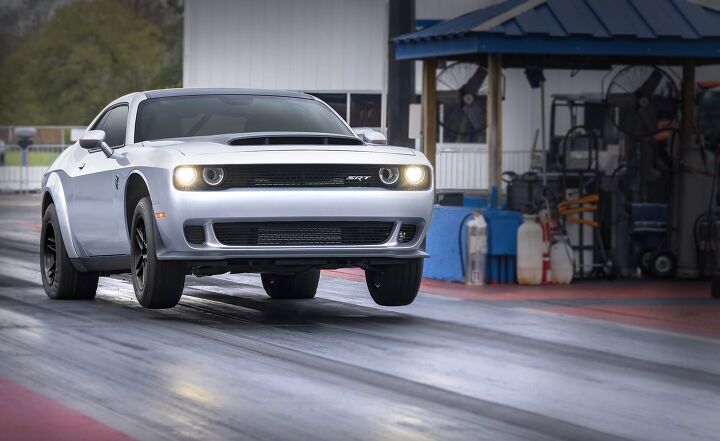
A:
[0, 0, 174, 125]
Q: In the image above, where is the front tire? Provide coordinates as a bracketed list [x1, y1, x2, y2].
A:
[131, 197, 185, 309]
[261, 269, 320, 299]
[41, 204, 99, 300]
[365, 259, 423, 306]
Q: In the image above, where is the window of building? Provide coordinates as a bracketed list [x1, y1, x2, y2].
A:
[349, 94, 381, 128]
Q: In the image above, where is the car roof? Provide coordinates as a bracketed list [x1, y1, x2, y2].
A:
[143, 88, 314, 100]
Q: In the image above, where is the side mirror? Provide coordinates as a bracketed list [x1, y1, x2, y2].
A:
[357, 129, 387, 146]
[79, 130, 113, 158]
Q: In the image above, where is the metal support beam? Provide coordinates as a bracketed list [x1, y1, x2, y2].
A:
[681, 60, 696, 149]
[387, 0, 415, 147]
[422, 58, 437, 171]
[487, 53, 503, 205]
[673, 58, 698, 276]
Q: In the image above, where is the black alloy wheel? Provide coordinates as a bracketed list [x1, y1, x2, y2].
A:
[43, 221, 57, 285]
[130, 197, 185, 309]
[133, 221, 148, 292]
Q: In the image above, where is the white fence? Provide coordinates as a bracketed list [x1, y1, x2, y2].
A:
[436, 146, 533, 190]
[0, 166, 47, 192]
[0, 145, 66, 192]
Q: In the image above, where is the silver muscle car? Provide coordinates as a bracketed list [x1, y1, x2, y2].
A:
[40, 89, 433, 308]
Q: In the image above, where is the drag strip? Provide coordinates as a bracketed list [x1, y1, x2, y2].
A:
[1, 195, 719, 441]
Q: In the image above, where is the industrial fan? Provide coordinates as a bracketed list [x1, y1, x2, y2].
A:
[606, 65, 680, 279]
[605, 65, 680, 139]
[436, 62, 489, 141]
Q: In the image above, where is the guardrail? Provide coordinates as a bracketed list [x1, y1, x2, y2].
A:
[436, 146, 533, 190]
[0, 145, 66, 192]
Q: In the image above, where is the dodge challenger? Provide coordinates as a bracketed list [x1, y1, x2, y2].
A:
[40, 88, 433, 308]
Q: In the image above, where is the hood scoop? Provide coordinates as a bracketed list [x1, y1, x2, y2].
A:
[229, 134, 364, 146]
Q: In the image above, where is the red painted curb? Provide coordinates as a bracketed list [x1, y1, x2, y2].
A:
[0, 377, 135, 441]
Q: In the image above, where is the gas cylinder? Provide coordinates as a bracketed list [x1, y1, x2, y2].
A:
[465, 214, 487, 285]
[517, 214, 543, 285]
[550, 235, 574, 284]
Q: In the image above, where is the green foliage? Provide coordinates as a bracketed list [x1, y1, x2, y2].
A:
[0, 0, 182, 126]
[3, 150, 60, 166]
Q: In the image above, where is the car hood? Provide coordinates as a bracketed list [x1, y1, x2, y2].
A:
[142, 132, 416, 157]
[165, 143, 416, 156]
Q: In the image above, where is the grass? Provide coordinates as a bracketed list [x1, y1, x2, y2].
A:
[3, 151, 60, 166]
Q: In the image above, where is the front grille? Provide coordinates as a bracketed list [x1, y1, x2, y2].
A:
[223, 164, 383, 188]
[213, 221, 394, 246]
[184, 225, 206, 244]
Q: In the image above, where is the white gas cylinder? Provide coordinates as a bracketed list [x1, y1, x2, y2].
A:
[517, 214, 543, 285]
[550, 236, 574, 284]
[465, 214, 487, 285]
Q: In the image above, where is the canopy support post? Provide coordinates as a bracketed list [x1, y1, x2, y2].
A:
[422, 58, 438, 173]
[487, 53, 503, 207]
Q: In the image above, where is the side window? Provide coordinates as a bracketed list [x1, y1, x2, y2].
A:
[93, 105, 129, 147]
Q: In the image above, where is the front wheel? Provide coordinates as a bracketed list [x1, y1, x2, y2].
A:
[261, 269, 320, 299]
[131, 197, 185, 309]
[365, 259, 423, 306]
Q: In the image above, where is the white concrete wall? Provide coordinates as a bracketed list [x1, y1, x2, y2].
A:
[184, 0, 387, 91]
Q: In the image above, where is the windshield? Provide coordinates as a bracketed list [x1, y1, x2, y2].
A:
[134, 94, 353, 142]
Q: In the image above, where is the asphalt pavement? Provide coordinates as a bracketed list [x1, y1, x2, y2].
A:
[0, 194, 719, 441]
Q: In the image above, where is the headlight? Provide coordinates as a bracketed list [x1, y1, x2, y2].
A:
[378, 167, 400, 185]
[403, 166, 426, 186]
[202, 167, 225, 186]
[174, 166, 198, 187]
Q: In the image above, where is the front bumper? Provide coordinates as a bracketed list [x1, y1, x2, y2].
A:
[152, 187, 433, 261]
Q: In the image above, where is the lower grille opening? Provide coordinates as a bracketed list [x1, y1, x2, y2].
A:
[213, 221, 394, 246]
[397, 224, 417, 243]
[184, 225, 206, 245]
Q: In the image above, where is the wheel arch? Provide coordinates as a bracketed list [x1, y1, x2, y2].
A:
[124, 171, 151, 236]
[42, 172, 81, 260]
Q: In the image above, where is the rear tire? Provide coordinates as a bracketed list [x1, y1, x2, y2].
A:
[261, 269, 320, 299]
[365, 259, 423, 306]
[131, 197, 185, 309]
[40, 204, 98, 300]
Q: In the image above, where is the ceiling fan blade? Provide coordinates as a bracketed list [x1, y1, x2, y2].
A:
[606, 92, 637, 109]
[462, 100, 485, 130]
[637, 69, 663, 97]
[460, 67, 487, 96]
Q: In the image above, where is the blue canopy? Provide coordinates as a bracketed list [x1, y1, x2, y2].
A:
[394, 0, 720, 64]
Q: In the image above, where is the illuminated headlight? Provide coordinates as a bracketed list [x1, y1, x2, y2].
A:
[202, 167, 225, 186]
[403, 166, 426, 186]
[174, 166, 198, 187]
